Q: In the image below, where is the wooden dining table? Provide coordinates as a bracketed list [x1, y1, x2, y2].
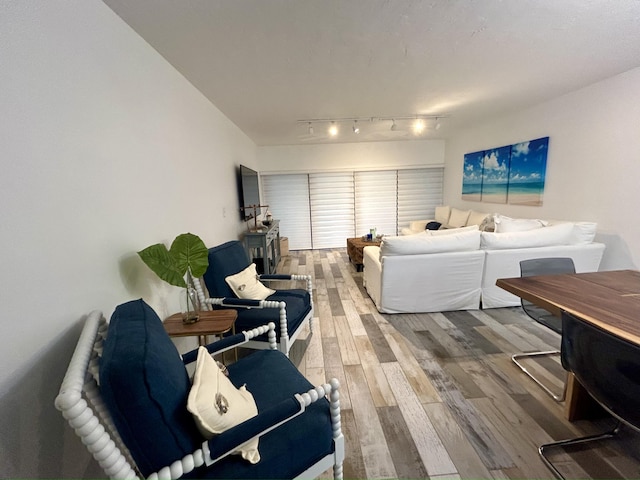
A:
[496, 269, 640, 420]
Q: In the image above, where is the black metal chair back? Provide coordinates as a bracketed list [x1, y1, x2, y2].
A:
[561, 310, 640, 431]
[519, 257, 575, 334]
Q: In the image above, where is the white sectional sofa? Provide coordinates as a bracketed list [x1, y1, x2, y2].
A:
[363, 209, 606, 314]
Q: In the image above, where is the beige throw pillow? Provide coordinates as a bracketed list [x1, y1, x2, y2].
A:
[448, 208, 471, 228]
[187, 346, 260, 463]
[225, 263, 275, 300]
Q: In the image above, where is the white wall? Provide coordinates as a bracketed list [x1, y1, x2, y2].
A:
[444, 67, 640, 270]
[258, 139, 445, 173]
[0, 1, 255, 477]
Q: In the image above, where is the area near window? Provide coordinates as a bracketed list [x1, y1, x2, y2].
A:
[261, 167, 444, 250]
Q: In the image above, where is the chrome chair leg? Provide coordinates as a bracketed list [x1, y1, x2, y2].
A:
[538, 420, 622, 479]
[512, 350, 567, 402]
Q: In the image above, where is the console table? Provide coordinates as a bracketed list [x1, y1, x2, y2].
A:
[244, 220, 280, 274]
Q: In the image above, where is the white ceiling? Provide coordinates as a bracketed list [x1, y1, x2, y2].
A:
[103, 0, 640, 146]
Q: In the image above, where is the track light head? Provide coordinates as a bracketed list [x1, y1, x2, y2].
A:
[308, 122, 314, 135]
[390, 119, 397, 131]
[413, 118, 425, 134]
[328, 122, 338, 137]
[352, 120, 360, 134]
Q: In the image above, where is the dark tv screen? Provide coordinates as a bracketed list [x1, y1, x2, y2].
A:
[238, 164, 261, 220]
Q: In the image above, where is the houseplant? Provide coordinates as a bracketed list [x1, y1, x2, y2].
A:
[138, 232, 209, 323]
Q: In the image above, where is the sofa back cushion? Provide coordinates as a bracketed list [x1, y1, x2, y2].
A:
[480, 223, 574, 250]
[381, 229, 481, 256]
[447, 208, 471, 228]
[467, 210, 490, 227]
[494, 214, 547, 233]
[100, 299, 201, 477]
[434, 205, 451, 225]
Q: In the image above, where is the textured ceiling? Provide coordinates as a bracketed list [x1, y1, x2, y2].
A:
[103, 0, 640, 146]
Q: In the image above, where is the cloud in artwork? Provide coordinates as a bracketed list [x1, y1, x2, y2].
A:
[483, 152, 506, 172]
[510, 172, 541, 182]
[512, 141, 530, 157]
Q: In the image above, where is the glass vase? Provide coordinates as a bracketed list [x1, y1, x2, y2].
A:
[181, 269, 201, 324]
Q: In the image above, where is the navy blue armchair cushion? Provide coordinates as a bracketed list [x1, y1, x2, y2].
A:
[99, 299, 201, 477]
[234, 290, 311, 341]
[184, 350, 334, 479]
[203, 240, 252, 298]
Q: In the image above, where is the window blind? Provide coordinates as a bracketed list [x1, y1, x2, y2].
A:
[398, 167, 444, 230]
[355, 170, 398, 237]
[261, 174, 312, 250]
[262, 167, 443, 250]
[309, 172, 355, 249]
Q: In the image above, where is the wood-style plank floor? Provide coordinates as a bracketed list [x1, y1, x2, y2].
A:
[277, 249, 640, 479]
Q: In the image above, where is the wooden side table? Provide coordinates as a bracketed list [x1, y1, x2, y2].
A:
[164, 310, 237, 347]
[346, 237, 382, 271]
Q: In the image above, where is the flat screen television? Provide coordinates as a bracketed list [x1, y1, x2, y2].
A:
[238, 164, 262, 221]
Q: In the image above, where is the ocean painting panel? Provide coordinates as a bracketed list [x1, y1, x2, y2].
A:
[462, 150, 484, 201]
[481, 145, 511, 204]
[508, 136, 549, 206]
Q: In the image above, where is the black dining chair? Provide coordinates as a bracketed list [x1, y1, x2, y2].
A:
[512, 257, 576, 401]
[539, 310, 640, 479]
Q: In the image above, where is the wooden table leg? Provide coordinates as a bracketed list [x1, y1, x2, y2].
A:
[564, 373, 606, 421]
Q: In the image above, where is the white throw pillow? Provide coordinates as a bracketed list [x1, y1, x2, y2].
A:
[434, 205, 451, 225]
[494, 214, 547, 233]
[225, 263, 275, 300]
[569, 222, 598, 245]
[448, 208, 471, 228]
[380, 229, 480, 256]
[480, 223, 574, 250]
[467, 210, 489, 227]
[187, 347, 260, 463]
[428, 225, 479, 236]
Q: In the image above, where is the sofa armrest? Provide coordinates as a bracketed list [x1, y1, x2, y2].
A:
[409, 219, 432, 231]
[363, 246, 383, 309]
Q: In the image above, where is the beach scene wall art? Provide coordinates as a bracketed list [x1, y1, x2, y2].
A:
[462, 136, 549, 206]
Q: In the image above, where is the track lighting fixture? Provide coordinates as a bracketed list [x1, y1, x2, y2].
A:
[297, 114, 448, 139]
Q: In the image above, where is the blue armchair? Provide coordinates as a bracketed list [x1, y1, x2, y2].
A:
[55, 299, 344, 480]
[199, 240, 314, 356]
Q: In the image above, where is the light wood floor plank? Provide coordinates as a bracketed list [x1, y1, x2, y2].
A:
[424, 402, 493, 479]
[353, 335, 397, 408]
[382, 362, 458, 477]
[344, 364, 397, 479]
[333, 315, 361, 366]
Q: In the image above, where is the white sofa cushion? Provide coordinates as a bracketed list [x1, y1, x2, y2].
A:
[434, 206, 451, 225]
[381, 229, 480, 256]
[480, 223, 574, 250]
[448, 208, 471, 228]
[569, 222, 598, 245]
[467, 210, 489, 227]
[493, 214, 547, 233]
[428, 225, 479, 236]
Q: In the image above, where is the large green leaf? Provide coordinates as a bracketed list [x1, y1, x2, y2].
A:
[138, 243, 187, 288]
[169, 233, 209, 278]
